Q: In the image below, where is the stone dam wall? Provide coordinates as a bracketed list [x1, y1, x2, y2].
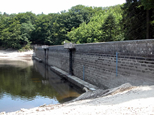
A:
[34, 39, 154, 88]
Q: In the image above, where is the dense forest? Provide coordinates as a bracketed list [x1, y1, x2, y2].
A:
[0, 0, 153, 50]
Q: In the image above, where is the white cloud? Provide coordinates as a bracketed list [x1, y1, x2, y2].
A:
[0, 0, 126, 14]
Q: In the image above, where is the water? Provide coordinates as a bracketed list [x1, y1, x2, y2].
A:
[0, 60, 82, 112]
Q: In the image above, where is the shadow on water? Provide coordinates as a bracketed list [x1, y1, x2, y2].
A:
[0, 60, 83, 112]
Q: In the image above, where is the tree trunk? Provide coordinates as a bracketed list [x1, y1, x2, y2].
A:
[146, 10, 150, 39]
[146, 10, 152, 39]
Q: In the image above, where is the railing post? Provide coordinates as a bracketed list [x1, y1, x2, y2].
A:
[83, 65, 85, 81]
[116, 52, 118, 77]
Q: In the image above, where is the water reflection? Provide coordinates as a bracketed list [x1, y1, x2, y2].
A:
[0, 60, 82, 112]
[33, 60, 82, 103]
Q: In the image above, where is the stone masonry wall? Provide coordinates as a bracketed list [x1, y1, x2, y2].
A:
[35, 47, 45, 62]
[35, 39, 154, 88]
[48, 46, 69, 73]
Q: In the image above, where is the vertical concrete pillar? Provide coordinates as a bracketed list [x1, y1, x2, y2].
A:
[44, 48, 46, 62]
[69, 49, 73, 75]
[64, 43, 75, 75]
[42, 45, 48, 65]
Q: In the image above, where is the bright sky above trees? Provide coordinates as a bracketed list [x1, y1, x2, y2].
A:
[1, 0, 126, 14]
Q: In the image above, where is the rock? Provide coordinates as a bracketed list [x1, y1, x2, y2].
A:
[0, 112, 6, 115]
[71, 83, 133, 102]
[102, 83, 133, 96]
[40, 104, 46, 107]
[83, 87, 89, 92]
[20, 108, 28, 112]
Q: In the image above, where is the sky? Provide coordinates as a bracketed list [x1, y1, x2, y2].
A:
[0, 0, 126, 15]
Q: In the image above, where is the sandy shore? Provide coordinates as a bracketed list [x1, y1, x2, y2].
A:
[0, 50, 33, 66]
[0, 50, 33, 60]
[0, 50, 154, 115]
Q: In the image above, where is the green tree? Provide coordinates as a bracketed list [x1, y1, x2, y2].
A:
[122, 0, 154, 40]
[0, 16, 22, 48]
[67, 5, 124, 44]
[100, 14, 116, 42]
[16, 12, 36, 24]
[141, 0, 154, 10]
[140, 0, 154, 39]
[20, 21, 35, 45]
[31, 14, 53, 45]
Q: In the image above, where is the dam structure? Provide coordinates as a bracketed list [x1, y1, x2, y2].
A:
[34, 39, 154, 89]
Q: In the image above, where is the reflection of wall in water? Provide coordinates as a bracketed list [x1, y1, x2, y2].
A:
[33, 61, 80, 102]
[33, 60, 47, 78]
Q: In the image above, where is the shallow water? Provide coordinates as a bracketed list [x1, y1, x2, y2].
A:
[0, 60, 82, 112]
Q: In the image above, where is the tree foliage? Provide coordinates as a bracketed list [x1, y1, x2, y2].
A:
[141, 0, 154, 10]
[67, 5, 124, 43]
[100, 14, 117, 42]
[122, 0, 154, 40]
[0, 16, 22, 48]
[0, 12, 36, 49]
[0, 3, 153, 49]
